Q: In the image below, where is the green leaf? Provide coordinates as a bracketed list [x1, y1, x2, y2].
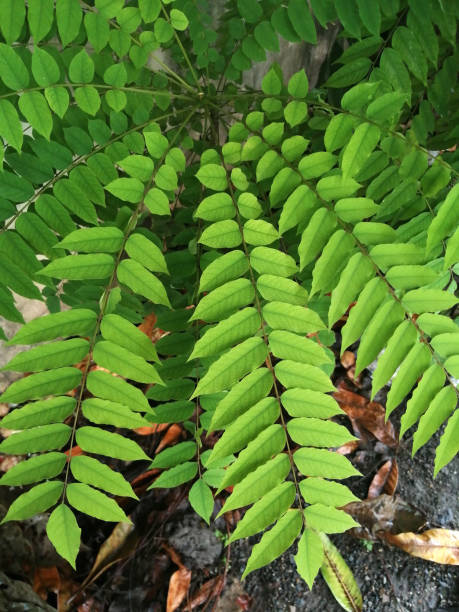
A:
[328, 253, 375, 327]
[366, 92, 407, 124]
[39, 254, 114, 280]
[188, 480, 213, 524]
[208, 397, 278, 464]
[191, 278, 254, 323]
[125, 234, 168, 275]
[47, 505, 81, 569]
[192, 337, 268, 398]
[82, 398, 149, 429]
[74, 86, 101, 116]
[254, 20, 280, 52]
[263, 301, 326, 334]
[69, 49, 94, 83]
[7, 309, 97, 346]
[19, 91, 52, 140]
[299, 208, 337, 270]
[2, 339, 89, 373]
[261, 67, 282, 95]
[305, 503, 358, 533]
[401, 289, 458, 314]
[28, 0, 54, 42]
[356, 0, 380, 35]
[196, 164, 227, 191]
[85, 12, 110, 53]
[270, 167, 302, 206]
[294, 448, 361, 479]
[282, 389, 344, 419]
[45, 86, 70, 119]
[144, 188, 170, 215]
[355, 300, 405, 374]
[257, 275, 308, 306]
[288, 417, 356, 448]
[117, 259, 171, 307]
[0, 396, 76, 429]
[251, 247, 298, 277]
[434, 410, 459, 476]
[287, 0, 316, 42]
[76, 426, 150, 461]
[284, 100, 308, 127]
[199, 250, 248, 293]
[155, 164, 177, 191]
[0, 99, 23, 151]
[275, 361, 335, 392]
[386, 342, 432, 418]
[87, 369, 152, 413]
[342, 123, 381, 179]
[151, 441, 197, 469]
[412, 386, 457, 456]
[0, 43, 29, 90]
[288, 69, 308, 98]
[31, 48, 60, 87]
[57, 227, 123, 253]
[392, 26, 427, 84]
[400, 364, 445, 438]
[170, 8, 189, 30]
[242, 510, 302, 579]
[300, 478, 359, 507]
[324, 114, 356, 153]
[199, 220, 242, 248]
[0, 452, 66, 486]
[148, 461, 198, 488]
[0, 368, 81, 405]
[93, 340, 162, 384]
[295, 529, 324, 590]
[320, 533, 363, 612]
[70, 455, 137, 499]
[1, 481, 63, 523]
[66, 482, 130, 522]
[190, 307, 260, 359]
[334, 0, 361, 38]
[154, 17, 173, 42]
[325, 58, 371, 87]
[317, 175, 361, 201]
[209, 367, 273, 430]
[386, 265, 439, 290]
[269, 330, 330, 366]
[195, 193, 235, 221]
[230, 481, 296, 543]
[101, 313, 158, 361]
[56, 0, 82, 47]
[427, 184, 459, 253]
[54, 179, 98, 224]
[106, 177, 144, 203]
[372, 321, 418, 397]
[299, 152, 336, 180]
[139, 0, 161, 22]
[243, 220, 279, 246]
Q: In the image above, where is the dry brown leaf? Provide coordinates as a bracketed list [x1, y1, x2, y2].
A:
[343, 494, 426, 539]
[384, 529, 459, 564]
[33, 566, 61, 601]
[368, 460, 394, 499]
[167, 567, 192, 612]
[135, 423, 169, 436]
[80, 521, 138, 590]
[162, 543, 185, 569]
[156, 424, 183, 453]
[383, 459, 398, 496]
[333, 385, 398, 447]
[335, 440, 360, 455]
[341, 350, 355, 369]
[184, 575, 224, 610]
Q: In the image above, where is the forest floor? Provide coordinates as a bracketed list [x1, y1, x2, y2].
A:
[0, 306, 458, 612]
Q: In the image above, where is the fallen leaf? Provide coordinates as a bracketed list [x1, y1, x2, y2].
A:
[33, 566, 60, 601]
[368, 459, 398, 499]
[343, 494, 426, 539]
[80, 521, 138, 590]
[384, 529, 459, 564]
[65, 446, 84, 461]
[156, 424, 183, 453]
[341, 350, 355, 369]
[135, 423, 169, 436]
[0, 454, 22, 471]
[334, 384, 398, 447]
[167, 567, 191, 612]
[335, 440, 360, 455]
[130, 468, 160, 495]
[162, 543, 185, 569]
[184, 575, 224, 610]
[138, 313, 158, 338]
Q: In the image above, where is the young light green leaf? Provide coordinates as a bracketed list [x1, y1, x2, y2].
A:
[39, 254, 114, 280]
[199, 220, 242, 248]
[57, 227, 124, 253]
[242, 510, 302, 579]
[56, 0, 82, 46]
[93, 340, 162, 384]
[294, 448, 361, 479]
[47, 505, 81, 570]
[412, 386, 457, 456]
[76, 426, 150, 461]
[196, 164, 227, 191]
[305, 503, 358, 533]
[150, 441, 197, 469]
[0, 368, 82, 405]
[257, 275, 309, 306]
[1, 481, 63, 524]
[188, 479, 214, 524]
[70, 455, 138, 499]
[66, 483, 130, 522]
[287, 417, 356, 448]
[117, 259, 171, 308]
[81, 398, 149, 429]
[282, 389, 344, 419]
[195, 193, 235, 221]
[148, 461, 197, 489]
[199, 250, 249, 293]
[0, 453, 67, 486]
[0, 397, 76, 430]
[295, 529, 324, 590]
[434, 411, 459, 477]
[300, 478, 359, 507]
[2, 339, 89, 373]
[106, 178, 144, 203]
[401, 289, 458, 314]
[125, 234, 169, 275]
[275, 362, 335, 392]
[269, 330, 331, 366]
[87, 369, 152, 413]
[190, 278, 254, 323]
[101, 313, 158, 361]
[250, 247, 298, 277]
[263, 302, 326, 334]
